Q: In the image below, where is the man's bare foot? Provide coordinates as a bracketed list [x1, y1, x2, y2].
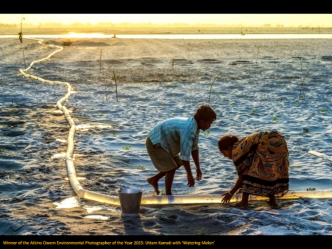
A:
[147, 178, 160, 195]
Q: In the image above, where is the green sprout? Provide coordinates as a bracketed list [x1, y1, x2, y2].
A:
[230, 103, 235, 107]
[272, 117, 279, 121]
[136, 165, 146, 170]
[112, 132, 117, 137]
[0, 148, 5, 152]
[203, 130, 211, 135]
[320, 109, 326, 113]
[194, 228, 205, 235]
[250, 109, 257, 114]
[160, 189, 166, 195]
[122, 145, 132, 150]
[295, 102, 300, 107]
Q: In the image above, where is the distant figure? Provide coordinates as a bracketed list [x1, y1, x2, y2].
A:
[146, 105, 217, 195]
[18, 32, 23, 43]
[218, 130, 289, 207]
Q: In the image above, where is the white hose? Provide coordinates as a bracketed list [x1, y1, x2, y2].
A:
[19, 40, 332, 206]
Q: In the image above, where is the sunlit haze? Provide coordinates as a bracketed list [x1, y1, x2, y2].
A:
[1, 14, 332, 27]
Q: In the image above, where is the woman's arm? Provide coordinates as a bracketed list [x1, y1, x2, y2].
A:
[221, 173, 243, 203]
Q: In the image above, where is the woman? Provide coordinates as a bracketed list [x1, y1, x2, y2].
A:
[218, 130, 289, 207]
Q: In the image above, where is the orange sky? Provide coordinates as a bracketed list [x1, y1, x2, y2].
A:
[1, 14, 332, 27]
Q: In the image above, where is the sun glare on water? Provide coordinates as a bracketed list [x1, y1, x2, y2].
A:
[66, 32, 106, 38]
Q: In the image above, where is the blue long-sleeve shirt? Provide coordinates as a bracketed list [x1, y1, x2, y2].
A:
[148, 116, 199, 161]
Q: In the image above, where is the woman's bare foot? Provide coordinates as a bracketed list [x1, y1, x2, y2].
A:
[266, 200, 278, 207]
[232, 193, 249, 208]
[233, 201, 248, 208]
[267, 195, 278, 207]
[147, 178, 160, 195]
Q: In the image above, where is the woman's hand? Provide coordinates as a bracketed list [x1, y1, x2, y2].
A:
[221, 192, 233, 204]
[196, 168, 202, 180]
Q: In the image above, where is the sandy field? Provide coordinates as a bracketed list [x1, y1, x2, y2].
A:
[1, 35, 332, 241]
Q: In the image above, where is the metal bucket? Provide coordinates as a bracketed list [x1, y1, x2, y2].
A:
[118, 188, 143, 216]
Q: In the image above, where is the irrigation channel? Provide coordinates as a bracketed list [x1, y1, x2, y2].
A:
[18, 38, 332, 206]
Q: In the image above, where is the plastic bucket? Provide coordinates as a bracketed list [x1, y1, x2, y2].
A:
[118, 188, 143, 216]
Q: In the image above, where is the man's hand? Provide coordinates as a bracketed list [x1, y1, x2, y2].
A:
[196, 168, 202, 180]
[187, 174, 195, 187]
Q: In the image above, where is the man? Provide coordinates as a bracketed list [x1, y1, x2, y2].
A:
[146, 105, 217, 195]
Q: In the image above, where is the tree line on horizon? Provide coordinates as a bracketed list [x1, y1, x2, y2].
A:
[0, 22, 331, 29]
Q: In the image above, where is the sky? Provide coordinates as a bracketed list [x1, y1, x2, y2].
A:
[0, 14, 332, 27]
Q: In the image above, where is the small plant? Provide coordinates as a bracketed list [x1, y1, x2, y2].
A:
[136, 165, 146, 170]
[113, 71, 118, 102]
[171, 111, 175, 115]
[122, 145, 132, 150]
[250, 109, 257, 114]
[160, 189, 166, 195]
[171, 58, 175, 70]
[0, 148, 5, 152]
[203, 130, 210, 135]
[320, 109, 326, 113]
[272, 117, 279, 121]
[208, 72, 222, 102]
[160, 104, 165, 107]
[112, 132, 117, 137]
[194, 228, 205, 235]
[299, 68, 310, 100]
[306, 187, 316, 191]
[230, 103, 235, 107]
[99, 49, 103, 72]
[295, 102, 300, 107]
[302, 128, 310, 133]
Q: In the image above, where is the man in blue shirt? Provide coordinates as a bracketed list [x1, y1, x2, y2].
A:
[146, 105, 217, 195]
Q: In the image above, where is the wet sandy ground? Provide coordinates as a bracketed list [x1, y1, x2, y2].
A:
[1, 37, 332, 236]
